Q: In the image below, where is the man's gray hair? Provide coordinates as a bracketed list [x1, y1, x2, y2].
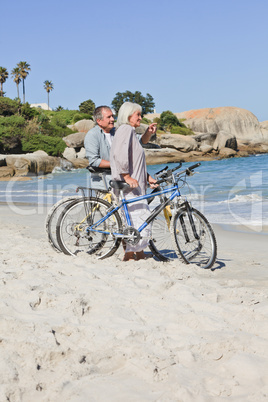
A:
[93, 106, 112, 122]
[116, 102, 142, 127]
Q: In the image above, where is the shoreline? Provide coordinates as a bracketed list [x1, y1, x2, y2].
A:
[1, 149, 268, 181]
[1, 201, 267, 234]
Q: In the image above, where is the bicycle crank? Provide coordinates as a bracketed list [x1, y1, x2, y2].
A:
[123, 227, 141, 245]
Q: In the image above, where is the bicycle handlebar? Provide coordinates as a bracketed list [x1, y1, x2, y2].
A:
[155, 162, 201, 185]
[186, 162, 201, 175]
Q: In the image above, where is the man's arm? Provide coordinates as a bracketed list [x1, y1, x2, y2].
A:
[99, 159, 110, 168]
[141, 123, 157, 144]
[84, 130, 106, 167]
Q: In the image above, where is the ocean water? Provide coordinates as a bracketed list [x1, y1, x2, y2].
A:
[1, 154, 267, 231]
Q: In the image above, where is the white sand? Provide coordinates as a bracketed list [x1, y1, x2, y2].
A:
[0, 204, 267, 401]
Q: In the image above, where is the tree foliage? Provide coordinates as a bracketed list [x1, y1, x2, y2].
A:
[159, 111, 181, 128]
[111, 90, 155, 115]
[0, 67, 9, 97]
[0, 97, 20, 116]
[0, 97, 75, 154]
[21, 134, 66, 156]
[159, 110, 193, 135]
[17, 61, 31, 103]
[11, 67, 21, 100]
[0, 115, 25, 152]
[79, 99, 95, 115]
[44, 80, 54, 109]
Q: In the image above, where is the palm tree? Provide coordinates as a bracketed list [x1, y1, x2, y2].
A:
[11, 67, 21, 100]
[43, 80, 54, 110]
[17, 61, 31, 103]
[0, 67, 9, 97]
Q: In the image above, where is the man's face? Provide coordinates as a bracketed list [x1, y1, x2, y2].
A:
[97, 108, 115, 133]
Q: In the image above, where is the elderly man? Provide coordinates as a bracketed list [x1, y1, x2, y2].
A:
[84, 105, 157, 169]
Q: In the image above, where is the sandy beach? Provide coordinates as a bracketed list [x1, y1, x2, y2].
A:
[0, 204, 267, 401]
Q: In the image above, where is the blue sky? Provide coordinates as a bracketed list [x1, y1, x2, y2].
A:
[1, 0, 268, 121]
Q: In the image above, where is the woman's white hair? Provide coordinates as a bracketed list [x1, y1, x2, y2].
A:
[116, 102, 142, 127]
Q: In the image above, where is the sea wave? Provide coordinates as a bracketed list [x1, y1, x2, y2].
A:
[219, 193, 265, 204]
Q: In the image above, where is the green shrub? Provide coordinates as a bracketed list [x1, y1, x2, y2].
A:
[0, 115, 26, 151]
[159, 110, 181, 129]
[21, 134, 66, 156]
[21, 102, 40, 120]
[72, 113, 92, 123]
[0, 97, 20, 116]
[170, 126, 194, 135]
[159, 111, 193, 134]
[52, 110, 79, 125]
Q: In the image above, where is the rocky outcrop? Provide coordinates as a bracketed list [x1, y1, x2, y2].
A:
[175, 107, 264, 143]
[212, 130, 237, 151]
[0, 151, 60, 178]
[145, 148, 186, 165]
[67, 119, 95, 133]
[260, 121, 268, 140]
[158, 133, 198, 152]
[63, 132, 86, 148]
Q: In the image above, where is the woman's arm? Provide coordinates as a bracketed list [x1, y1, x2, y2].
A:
[122, 173, 139, 188]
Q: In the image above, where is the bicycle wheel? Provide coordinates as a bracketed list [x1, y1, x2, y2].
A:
[56, 197, 122, 259]
[171, 207, 217, 269]
[149, 207, 178, 261]
[45, 196, 80, 252]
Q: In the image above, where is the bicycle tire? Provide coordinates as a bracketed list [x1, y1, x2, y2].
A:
[149, 209, 178, 261]
[56, 197, 122, 259]
[45, 196, 80, 252]
[171, 207, 217, 269]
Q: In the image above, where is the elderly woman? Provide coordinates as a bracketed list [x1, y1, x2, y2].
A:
[110, 102, 158, 261]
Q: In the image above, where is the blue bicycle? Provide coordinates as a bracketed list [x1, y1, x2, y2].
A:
[56, 163, 217, 269]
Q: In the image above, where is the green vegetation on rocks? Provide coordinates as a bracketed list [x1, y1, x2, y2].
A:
[0, 97, 75, 155]
[159, 110, 194, 135]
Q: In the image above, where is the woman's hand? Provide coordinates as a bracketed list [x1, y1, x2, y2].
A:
[122, 174, 139, 188]
[147, 123, 157, 136]
[147, 174, 159, 189]
[141, 123, 157, 144]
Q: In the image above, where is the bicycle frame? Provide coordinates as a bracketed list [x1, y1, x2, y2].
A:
[87, 183, 182, 237]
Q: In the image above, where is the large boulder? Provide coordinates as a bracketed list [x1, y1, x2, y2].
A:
[158, 133, 198, 152]
[145, 148, 185, 165]
[62, 147, 77, 161]
[176, 107, 264, 143]
[213, 130, 237, 151]
[67, 119, 95, 133]
[5, 151, 60, 176]
[260, 121, 268, 141]
[68, 158, 89, 169]
[63, 132, 86, 148]
[77, 147, 86, 159]
[0, 166, 15, 179]
[219, 147, 237, 158]
[193, 133, 217, 147]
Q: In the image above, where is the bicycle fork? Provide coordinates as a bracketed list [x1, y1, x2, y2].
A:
[181, 201, 200, 242]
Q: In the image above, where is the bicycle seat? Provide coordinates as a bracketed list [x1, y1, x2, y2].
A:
[109, 180, 130, 190]
[87, 166, 111, 174]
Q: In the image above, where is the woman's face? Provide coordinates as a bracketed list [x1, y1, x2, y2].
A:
[128, 110, 142, 128]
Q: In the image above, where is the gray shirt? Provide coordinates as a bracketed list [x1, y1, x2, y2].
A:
[84, 125, 115, 167]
